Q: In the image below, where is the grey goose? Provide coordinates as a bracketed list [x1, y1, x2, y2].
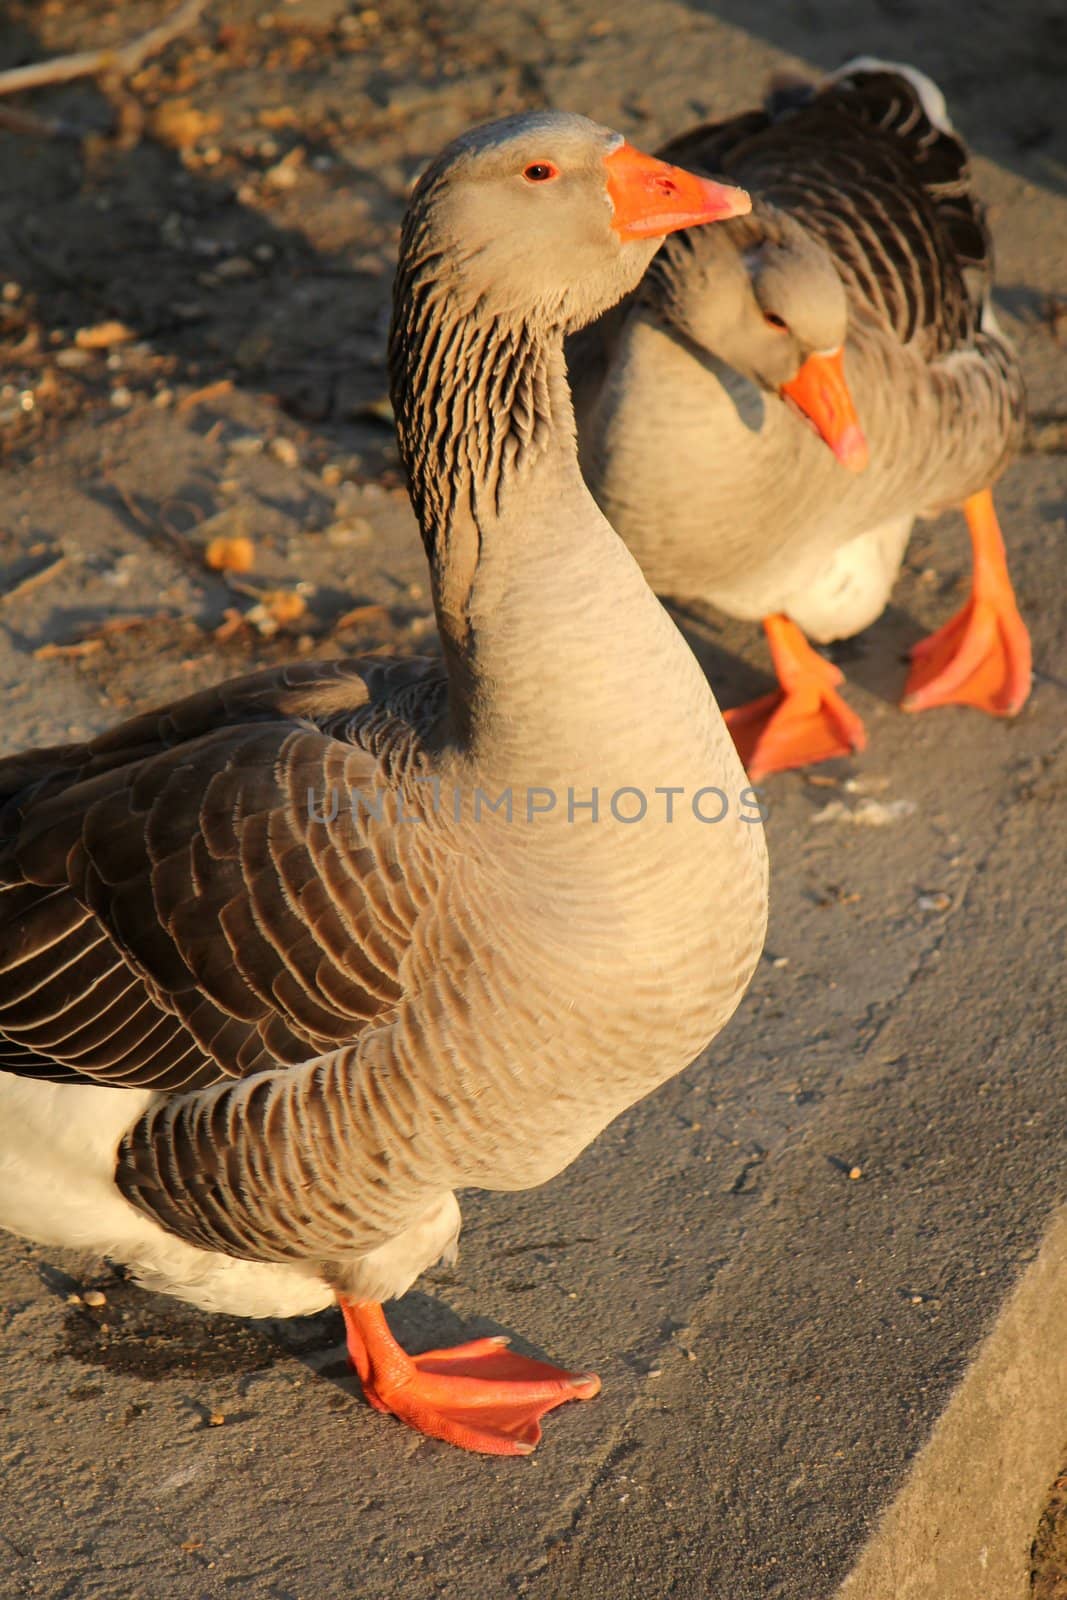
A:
[0, 113, 767, 1455]
[572, 60, 1031, 778]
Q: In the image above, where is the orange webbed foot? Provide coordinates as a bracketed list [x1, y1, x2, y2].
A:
[725, 614, 867, 780]
[340, 1299, 600, 1456]
[902, 489, 1031, 717]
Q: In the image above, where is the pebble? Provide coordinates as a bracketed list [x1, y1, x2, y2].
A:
[82, 1289, 107, 1308]
[215, 256, 256, 280]
[110, 387, 133, 409]
[325, 516, 373, 548]
[812, 798, 917, 828]
[917, 891, 952, 913]
[228, 435, 263, 457]
[269, 436, 299, 468]
[848, 1166, 863, 1181]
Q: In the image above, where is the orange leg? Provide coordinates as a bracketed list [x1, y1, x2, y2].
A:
[340, 1299, 600, 1457]
[724, 613, 867, 780]
[902, 488, 1031, 716]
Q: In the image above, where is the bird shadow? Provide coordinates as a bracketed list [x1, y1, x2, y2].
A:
[664, 595, 932, 712]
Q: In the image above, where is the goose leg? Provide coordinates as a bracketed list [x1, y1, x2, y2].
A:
[339, 1298, 600, 1456]
[902, 488, 1032, 716]
[724, 613, 867, 780]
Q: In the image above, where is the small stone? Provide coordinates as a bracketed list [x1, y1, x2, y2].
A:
[55, 348, 93, 370]
[2, 282, 21, 302]
[269, 436, 299, 468]
[321, 463, 342, 486]
[848, 1166, 863, 1181]
[110, 386, 133, 409]
[82, 1289, 107, 1308]
[917, 891, 952, 913]
[325, 517, 372, 549]
[66, 1292, 83, 1306]
[911, 1294, 924, 1305]
[215, 256, 256, 281]
[208, 1411, 226, 1427]
[264, 149, 305, 190]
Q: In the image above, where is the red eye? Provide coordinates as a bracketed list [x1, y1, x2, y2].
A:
[523, 162, 559, 183]
[764, 311, 787, 330]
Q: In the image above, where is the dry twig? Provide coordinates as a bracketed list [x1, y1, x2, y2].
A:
[0, 104, 81, 139]
[0, 0, 210, 99]
[1, 554, 67, 604]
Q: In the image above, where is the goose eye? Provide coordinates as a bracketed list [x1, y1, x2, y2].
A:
[523, 162, 559, 183]
[764, 311, 788, 330]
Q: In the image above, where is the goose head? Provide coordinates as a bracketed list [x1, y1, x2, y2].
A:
[644, 205, 869, 471]
[395, 111, 753, 339]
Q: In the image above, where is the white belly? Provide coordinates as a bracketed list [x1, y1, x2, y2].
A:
[781, 514, 915, 642]
[0, 1072, 332, 1318]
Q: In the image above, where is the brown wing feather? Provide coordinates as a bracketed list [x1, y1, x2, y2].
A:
[0, 657, 449, 1093]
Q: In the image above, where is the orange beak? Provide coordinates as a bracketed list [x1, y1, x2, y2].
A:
[779, 348, 869, 472]
[604, 141, 750, 240]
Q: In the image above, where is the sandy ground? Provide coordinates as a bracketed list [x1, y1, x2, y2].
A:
[0, 2, 1064, 1597]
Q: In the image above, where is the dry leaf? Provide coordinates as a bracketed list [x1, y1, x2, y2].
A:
[75, 320, 135, 350]
[251, 590, 307, 630]
[258, 106, 300, 130]
[336, 602, 389, 631]
[34, 639, 103, 661]
[213, 607, 247, 643]
[176, 377, 234, 413]
[149, 99, 222, 150]
[205, 535, 256, 573]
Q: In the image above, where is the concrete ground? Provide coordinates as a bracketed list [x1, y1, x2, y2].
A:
[0, 1, 1064, 1596]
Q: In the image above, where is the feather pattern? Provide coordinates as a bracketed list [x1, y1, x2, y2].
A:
[0, 660, 442, 1095]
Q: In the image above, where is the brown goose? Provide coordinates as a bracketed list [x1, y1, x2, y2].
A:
[0, 113, 767, 1456]
[572, 60, 1031, 779]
